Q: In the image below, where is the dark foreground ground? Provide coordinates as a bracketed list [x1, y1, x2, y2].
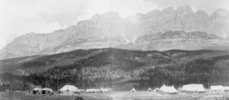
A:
[1, 91, 229, 100]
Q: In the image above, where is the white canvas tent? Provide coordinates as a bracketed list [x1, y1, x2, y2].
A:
[32, 87, 42, 94]
[210, 85, 224, 91]
[148, 88, 152, 91]
[159, 85, 178, 94]
[86, 89, 95, 93]
[196, 85, 206, 92]
[131, 88, 136, 92]
[33, 87, 42, 91]
[181, 84, 206, 93]
[79, 89, 85, 93]
[86, 88, 106, 93]
[42, 88, 53, 92]
[100, 88, 112, 93]
[223, 86, 229, 91]
[41, 88, 53, 94]
[153, 88, 159, 92]
[59, 85, 79, 95]
[94, 89, 101, 93]
[59, 85, 79, 92]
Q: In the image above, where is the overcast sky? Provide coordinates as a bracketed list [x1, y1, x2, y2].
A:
[0, 0, 229, 50]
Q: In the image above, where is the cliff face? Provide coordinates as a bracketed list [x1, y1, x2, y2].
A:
[1, 6, 229, 59]
[137, 6, 229, 36]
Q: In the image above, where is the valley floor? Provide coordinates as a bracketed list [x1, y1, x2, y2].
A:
[1, 91, 229, 100]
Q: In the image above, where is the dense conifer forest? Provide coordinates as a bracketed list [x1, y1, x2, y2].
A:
[0, 48, 229, 91]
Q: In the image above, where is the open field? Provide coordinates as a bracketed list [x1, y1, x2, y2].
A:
[1, 91, 229, 100]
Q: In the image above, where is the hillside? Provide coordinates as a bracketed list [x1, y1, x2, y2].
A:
[0, 48, 229, 91]
[1, 5, 229, 59]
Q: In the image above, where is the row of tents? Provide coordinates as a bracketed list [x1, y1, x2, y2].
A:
[85, 88, 112, 93]
[210, 85, 229, 91]
[32, 85, 112, 95]
[32, 84, 229, 95]
[131, 84, 229, 94]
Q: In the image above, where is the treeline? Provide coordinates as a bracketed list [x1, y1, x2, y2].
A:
[0, 73, 32, 91]
[1, 49, 229, 91]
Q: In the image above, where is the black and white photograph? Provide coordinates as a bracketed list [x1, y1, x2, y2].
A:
[0, 0, 229, 100]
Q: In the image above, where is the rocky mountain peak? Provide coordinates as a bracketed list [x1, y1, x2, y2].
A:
[211, 8, 229, 22]
[194, 10, 210, 23]
[195, 10, 209, 18]
[91, 13, 100, 20]
[162, 7, 174, 13]
[214, 9, 229, 16]
[66, 25, 77, 30]
[91, 11, 123, 23]
[176, 5, 193, 15]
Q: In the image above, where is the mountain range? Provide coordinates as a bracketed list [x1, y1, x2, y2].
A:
[1, 5, 229, 59]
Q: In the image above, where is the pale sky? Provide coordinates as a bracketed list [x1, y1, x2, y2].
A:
[0, 0, 229, 50]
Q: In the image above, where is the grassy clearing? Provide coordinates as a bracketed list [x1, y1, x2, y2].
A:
[1, 91, 229, 100]
[0, 92, 112, 100]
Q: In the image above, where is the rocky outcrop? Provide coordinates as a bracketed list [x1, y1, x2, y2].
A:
[1, 6, 229, 59]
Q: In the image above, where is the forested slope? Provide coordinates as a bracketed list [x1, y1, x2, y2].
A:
[0, 48, 229, 91]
